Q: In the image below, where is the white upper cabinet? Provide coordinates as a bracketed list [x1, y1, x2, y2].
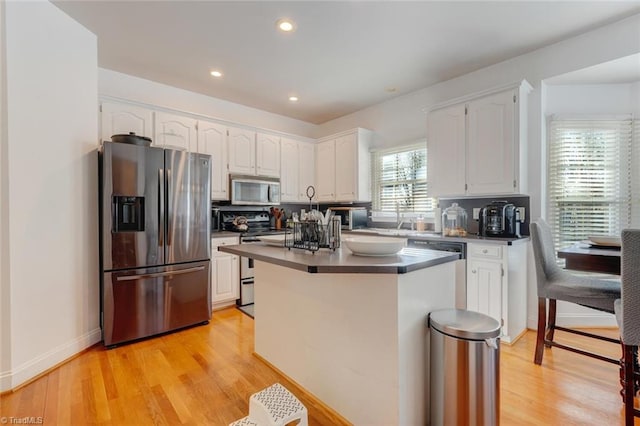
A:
[467, 90, 516, 195]
[228, 128, 281, 177]
[228, 127, 256, 175]
[100, 102, 153, 143]
[315, 128, 372, 203]
[335, 134, 358, 201]
[315, 140, 337, 202]
[280, 138, 299, 202]
[298, 142, 315, 201]
[426, 80, 531, 197]
[256, 133, 281, 178]
[427, 104, 466, 196]
[154, 111, 197, 151]
[197, 120, 228, 200]
[280, 138, 316, 202]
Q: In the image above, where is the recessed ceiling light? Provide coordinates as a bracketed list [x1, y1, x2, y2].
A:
[277, 18, 296, 33]
[210, 70, 223, 78]
[289, 96, 299, 102]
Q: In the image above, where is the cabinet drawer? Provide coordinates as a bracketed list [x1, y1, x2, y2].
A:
[469, 244, 502, 259]
[212, 236, 239, 250]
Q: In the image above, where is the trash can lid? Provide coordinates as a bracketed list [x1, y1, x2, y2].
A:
[428, 309, 501, 340]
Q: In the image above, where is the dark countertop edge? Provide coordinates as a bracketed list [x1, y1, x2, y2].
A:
[218, 245, 459, 274]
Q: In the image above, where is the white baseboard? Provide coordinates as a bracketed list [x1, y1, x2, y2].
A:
[527, 313, 618, 330]
[0, 328, 102, 392]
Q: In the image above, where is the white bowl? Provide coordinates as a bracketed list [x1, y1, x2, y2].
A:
[343, 236, 406, 256]
[588, 235, 621, 247]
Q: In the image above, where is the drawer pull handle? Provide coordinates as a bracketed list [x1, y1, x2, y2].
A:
[482, 249, 488, 254]
[472, 269, 477, 274]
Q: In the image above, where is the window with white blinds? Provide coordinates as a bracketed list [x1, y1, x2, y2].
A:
[547, 116, 635, 251]
[371, 142, 433, 214]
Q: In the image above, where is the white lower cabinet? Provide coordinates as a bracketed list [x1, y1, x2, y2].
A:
[466, 242, 527, 343]
[212, 236, 239, 309]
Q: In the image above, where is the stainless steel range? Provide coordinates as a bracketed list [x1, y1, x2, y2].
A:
[220, 208, 285, 316]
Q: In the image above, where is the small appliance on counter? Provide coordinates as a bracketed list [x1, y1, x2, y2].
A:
[329, 206, 368, 230]
[478, 201, 521, 238]
[442, 203, 468, 237]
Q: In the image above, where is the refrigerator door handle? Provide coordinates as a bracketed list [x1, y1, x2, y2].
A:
[166, 168, 172, 247]
[116, 266, 206, 281]
[158, 168, 164, 247]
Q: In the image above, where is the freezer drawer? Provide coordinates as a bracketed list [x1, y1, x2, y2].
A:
[102, 260, 211, 346]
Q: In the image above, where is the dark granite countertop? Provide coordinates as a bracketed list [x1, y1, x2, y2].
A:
[217, 243, 459, 274]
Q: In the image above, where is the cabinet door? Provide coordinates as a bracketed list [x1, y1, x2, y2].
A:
[228, 127, 256, 175]
[212, 254, 239, 304]
[298, 142, 315, 202]
[335, 134, 358, 201]
[154, 112, 197, 151]
[466, 90, 515, 195]
[198, 121, 228, 200]
[256, 133, 281, 177]
[466, 258, 502, 324]
[315, 140, 336, 201]
[212, 237, 239, 305]
[280, 138, 299, 202]
[101, 102, 153, 143]
[427, 104, 466, 197]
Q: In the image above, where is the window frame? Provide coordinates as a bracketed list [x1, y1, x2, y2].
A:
[546, 114, 635, 251]
[370, 141, 433, 220]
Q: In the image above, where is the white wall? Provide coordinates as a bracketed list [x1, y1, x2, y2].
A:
[545, 83, 640, 116]
[0, 0, 10, 387]
[0, 0, 98, 391]
[99, 69, 317, 140]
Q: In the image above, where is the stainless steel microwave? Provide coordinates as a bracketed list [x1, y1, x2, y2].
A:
[230, 175, 280, 205]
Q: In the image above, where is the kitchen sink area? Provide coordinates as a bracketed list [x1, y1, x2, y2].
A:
[352, 228, 443, 238]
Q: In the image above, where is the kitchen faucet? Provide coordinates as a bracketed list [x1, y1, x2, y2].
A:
[396, 202, 404, 229]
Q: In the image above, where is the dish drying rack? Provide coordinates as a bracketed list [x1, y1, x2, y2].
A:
[285, 217, 341, 253]
[285, 185, 341, 252]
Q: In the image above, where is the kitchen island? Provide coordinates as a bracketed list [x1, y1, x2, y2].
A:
[218, 243, 458, 425]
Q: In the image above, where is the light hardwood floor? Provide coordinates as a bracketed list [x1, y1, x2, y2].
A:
[1, 307, 636, 425]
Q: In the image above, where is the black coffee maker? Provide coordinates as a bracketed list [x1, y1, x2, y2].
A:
[478, 201, 521, 238]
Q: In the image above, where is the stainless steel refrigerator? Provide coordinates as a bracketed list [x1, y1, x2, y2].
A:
[99, 141, 211, 346]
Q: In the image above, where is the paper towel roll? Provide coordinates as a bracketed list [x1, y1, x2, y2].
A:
[434, 208, 442, 233]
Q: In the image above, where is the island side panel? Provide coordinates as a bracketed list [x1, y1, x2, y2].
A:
[254, 261, 400, 426]
[397, 262, 456, 426]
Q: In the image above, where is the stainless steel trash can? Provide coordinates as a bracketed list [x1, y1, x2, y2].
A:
[428, 309, 501, 426]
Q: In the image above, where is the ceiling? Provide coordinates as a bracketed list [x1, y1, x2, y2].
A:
[53, 1, 640, 125]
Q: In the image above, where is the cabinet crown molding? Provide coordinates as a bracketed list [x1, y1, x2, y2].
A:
[315, 127, 374, 143]
[423, 79, 533, 114]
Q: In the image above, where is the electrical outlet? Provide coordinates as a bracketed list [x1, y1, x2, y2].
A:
[516, 207, 525, 221]
[473, 208, 480, 220]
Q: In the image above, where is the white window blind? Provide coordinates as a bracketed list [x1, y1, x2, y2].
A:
[547, 117, 635, 251]
[372, 142, 433, 213]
